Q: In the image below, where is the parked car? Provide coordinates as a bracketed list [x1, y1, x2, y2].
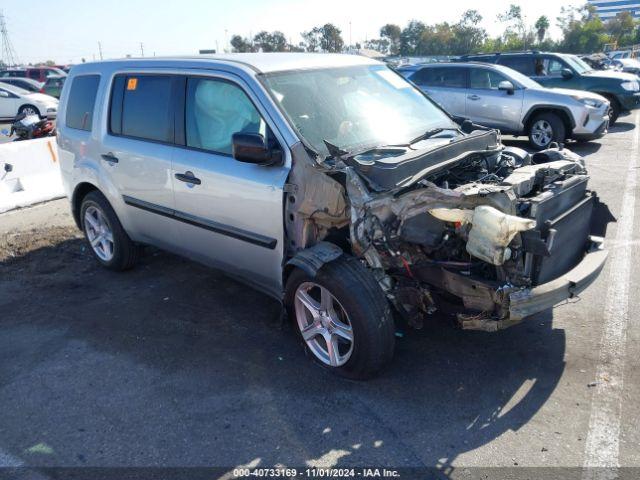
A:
[397, 62, 610, 149]
[612, 58, 640, 78]
[0, 81, 58, 120]
[0, 77, 43, 93]
[462, 51, 640, 123]
[0, 67, 66, 83]
[57, 54, 608, 378]
[42, 75, 65, 98]
[0, 68, 27, 78]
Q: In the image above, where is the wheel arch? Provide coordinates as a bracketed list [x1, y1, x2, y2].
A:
[283, 241, 344, 285]
[71, 182, 100, 229]
[523, 106, 575, 134]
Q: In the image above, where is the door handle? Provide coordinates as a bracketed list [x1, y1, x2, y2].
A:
[101, 153, 119, 164]
[175, 171, 201, 185]
[468, 94, 481, 101]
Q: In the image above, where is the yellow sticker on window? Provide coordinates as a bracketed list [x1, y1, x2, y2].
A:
[127, 78, 138, 90]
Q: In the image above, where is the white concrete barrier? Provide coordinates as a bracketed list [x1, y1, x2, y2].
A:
[0, 137, 65, 214]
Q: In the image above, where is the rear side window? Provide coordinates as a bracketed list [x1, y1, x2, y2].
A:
[65, 75, 100, 131]
[469, 68, 509, 89]
[411, 67, 466, 88]
[499, 56, 535, 76]
[109, 74, 174, 143]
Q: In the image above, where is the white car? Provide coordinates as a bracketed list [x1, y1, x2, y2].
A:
[0, 81, 58, 120]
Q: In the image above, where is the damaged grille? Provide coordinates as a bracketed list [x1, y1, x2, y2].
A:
[522, 175, 594, 285]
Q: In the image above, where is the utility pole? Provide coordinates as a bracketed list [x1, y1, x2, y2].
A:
[349, 21, 352, 50]
[0, 10, 19, 67]
[139, 42, 144, 57]
[98, 41, 103, 60]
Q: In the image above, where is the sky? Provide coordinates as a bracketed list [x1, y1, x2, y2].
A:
[2, 0, 583, 65]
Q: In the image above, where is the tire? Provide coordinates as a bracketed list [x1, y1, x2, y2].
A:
[527, 112, 566, 150]
[285, 255, 395, 379]
[80, 191, 140, 271]
[18, 104, 41, 118]
[605, 96, 621, 125]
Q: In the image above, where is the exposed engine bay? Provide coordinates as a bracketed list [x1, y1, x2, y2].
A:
[285, 129, 607, 332]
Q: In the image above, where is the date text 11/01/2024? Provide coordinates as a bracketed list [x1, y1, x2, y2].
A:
[233, 468, 401, 478]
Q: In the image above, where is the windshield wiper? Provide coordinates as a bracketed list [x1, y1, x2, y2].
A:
[408, 127, 462, 145]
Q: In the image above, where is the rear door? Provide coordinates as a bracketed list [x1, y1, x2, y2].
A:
[465, 67, 524, 132]
[410, 66, 468, 116]
[170, 73, 289, 296]
[100, 72, 180, 249]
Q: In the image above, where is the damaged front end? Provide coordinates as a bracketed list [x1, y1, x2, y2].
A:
[285, 129, 609, 332]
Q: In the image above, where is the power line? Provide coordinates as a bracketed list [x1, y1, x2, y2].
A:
[0, 10, 19, 67]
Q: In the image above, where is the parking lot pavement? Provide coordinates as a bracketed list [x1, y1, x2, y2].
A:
[1, 114, 639, 476]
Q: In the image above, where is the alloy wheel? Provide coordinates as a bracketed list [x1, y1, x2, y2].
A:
[84, 205, 115, 262]
[531, 119, 553, 147]
[294, 281, 354, 367]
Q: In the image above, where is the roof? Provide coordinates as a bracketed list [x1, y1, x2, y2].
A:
[75, 53, 381, 75]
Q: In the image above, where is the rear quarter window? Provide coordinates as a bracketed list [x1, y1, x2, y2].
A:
[65, 74, 101, 131]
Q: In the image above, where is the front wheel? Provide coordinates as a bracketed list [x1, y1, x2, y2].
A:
[528, 112, 566, 150]
[285, 255, 395, 379]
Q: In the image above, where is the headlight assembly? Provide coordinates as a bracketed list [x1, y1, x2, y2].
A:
[621, 80, 640, 91]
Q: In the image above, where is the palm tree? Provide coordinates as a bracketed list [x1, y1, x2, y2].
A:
[535, 16, 550, 43]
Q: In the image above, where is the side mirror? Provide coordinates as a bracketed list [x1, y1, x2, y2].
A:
[0, 91, 9, 98]
[498, 80, 515, 94]
[561, 68, 574, 79]
[232, 132, 282, 166]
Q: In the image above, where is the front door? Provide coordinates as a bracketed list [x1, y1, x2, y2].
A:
[171, 74, 289, 296]
[465, 67, 524, 132]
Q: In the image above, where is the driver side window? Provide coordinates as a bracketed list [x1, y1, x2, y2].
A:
[185, 78, 267, 155]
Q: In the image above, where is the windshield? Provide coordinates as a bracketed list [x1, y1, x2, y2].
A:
[261, 65, 457, 156]
[563, 55, 592, 74]
[0, 81, 29, 96]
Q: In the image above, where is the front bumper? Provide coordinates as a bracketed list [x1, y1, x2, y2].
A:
[508, 236, 607, 321]
[618, 91, 640, 111]
[572, 118, 608, 140]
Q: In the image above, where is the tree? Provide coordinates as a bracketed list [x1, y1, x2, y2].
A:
[319, 23, 344, 52]
[230, 35, 254, 53]
[301, 24, 344, 52]
[451, 10, 486, 54]
[253, 31, 287, 52]
[380, 24, 401, 55]
[535, 16, 550, 43]
[556, 5, 607, 53]
[301, 27, 322, 52]
[400, 20, 427, 55]
[605, 11, 636, 46]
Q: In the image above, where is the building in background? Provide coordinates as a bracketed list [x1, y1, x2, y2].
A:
[589, 0, 640, 20]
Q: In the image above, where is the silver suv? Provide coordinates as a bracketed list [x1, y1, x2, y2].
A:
[398, 62, 610, 149]
[57, 54, 608, 378]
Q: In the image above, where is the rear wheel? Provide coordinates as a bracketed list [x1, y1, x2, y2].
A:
[285, 255, 395, 379]
[528, 112, 566, 150]
[80, 191, 140, 271]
